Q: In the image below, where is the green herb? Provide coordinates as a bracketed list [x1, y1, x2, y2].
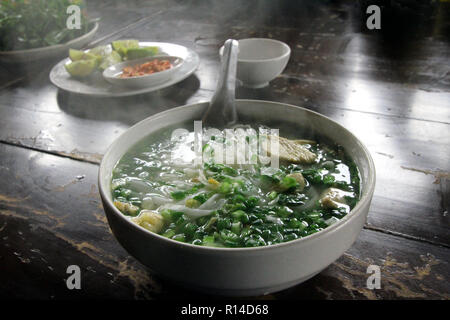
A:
[171, 190, 186, 200]
[0, 0, 91, 51]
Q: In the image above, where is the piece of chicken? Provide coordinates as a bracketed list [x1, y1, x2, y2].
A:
[262, 135, 317, 164]
[114, 200, 139, 216]
[132, 210, 164, 233]
[319, 188, 354, 209]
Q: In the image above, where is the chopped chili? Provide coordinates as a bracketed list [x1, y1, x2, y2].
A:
[120, 59, 172, 78]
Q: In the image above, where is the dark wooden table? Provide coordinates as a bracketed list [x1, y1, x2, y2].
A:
[0, 0, 449, 300]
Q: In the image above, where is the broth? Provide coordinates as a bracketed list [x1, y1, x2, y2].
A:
[111, 123, 360, 248]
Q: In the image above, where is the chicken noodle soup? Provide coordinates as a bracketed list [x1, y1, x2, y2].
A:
[111, 124, 360, 248]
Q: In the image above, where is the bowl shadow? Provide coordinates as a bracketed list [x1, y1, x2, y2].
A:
[57, 74, 201, 127]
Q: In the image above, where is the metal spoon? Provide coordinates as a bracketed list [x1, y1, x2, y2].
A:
[202, 39, 239, 128]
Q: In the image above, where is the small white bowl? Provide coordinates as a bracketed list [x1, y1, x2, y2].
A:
[103, 56, 183, 88]
[220, 38, 291, 88]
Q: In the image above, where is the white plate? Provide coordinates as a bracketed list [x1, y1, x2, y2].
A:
[49, 42, 200, 97]
[0, 22, 99, 63]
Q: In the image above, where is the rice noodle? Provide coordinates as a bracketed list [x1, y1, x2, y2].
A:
[171, 180, 193, 189]
[199, 194, 222, 210]
[127, 179, 153, 193]
[160, 204, 213, 218]
[268, 196, 280, 206]
[183, 168, 198, 178]
[265, 215, 283, 225]
[158, 173, 182, 181]
[197, 169, 209, 185]
[179, 190, 207, 205]
[145, 194, 173, 206]
[294, 187, 320, 211]
[159, 185, 176, 197]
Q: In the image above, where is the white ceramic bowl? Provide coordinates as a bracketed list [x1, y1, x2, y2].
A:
[220, 38, 291, 88]
[102, 56, 183, 88]
[98, 100, 376, 296]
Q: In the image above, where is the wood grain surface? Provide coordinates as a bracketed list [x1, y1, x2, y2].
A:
[0, 0, 448, 300]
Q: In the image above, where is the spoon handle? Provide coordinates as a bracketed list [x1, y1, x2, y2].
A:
[202, 39, 239, 127]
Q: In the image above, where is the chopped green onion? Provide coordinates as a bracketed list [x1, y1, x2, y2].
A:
[171, 190, 186, 200]
[219, 181, 233, 194]
[162, 229, 175, 238]
[193, 193, 208, 204]
[217, 217, 232, 230]
[172, 234, 186, 242]
[268, 191, 278, 200]
[231, 210, 249, 223]
[231, 221, 241, 234]
[279, 176, 298, 191]
[323, 174, 335, 185]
